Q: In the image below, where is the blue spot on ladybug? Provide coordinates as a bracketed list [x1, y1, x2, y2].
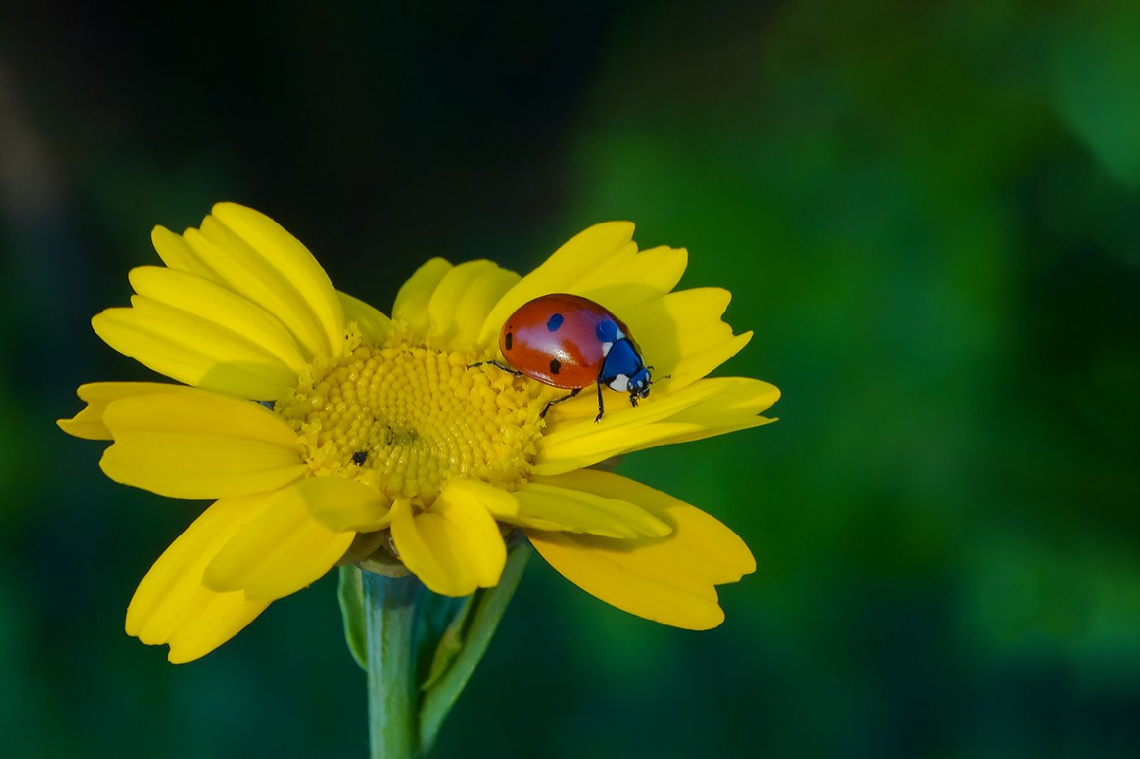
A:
[595, 319, 619, 343]
[546, 313, 564, 332]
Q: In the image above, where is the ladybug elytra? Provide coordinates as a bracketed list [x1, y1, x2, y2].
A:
[477, 293, 653, 422]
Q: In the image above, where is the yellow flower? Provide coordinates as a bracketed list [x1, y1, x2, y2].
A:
[58, 203, 780, 663]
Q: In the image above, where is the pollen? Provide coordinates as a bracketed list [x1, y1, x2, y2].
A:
[275, 340, 551, 507]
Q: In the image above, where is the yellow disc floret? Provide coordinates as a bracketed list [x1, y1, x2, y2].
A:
[275, 331, 550, 508]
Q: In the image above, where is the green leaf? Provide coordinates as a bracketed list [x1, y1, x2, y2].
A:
[419, 540, 532, 752]
[422, 595, 476, 691]
[337, 564, 368, 670]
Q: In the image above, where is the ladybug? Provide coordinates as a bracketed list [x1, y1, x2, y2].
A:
[479, 293, 654, 422]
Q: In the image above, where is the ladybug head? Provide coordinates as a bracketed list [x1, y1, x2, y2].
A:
[626, 367, 652, 407]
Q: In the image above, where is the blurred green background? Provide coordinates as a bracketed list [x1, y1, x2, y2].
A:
[3, 1, 1140, 757]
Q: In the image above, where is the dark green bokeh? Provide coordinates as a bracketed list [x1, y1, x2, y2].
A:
[3, 1, 1139, 757]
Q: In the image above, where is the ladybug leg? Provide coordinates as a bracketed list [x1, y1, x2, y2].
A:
[540, 388, 581, 419]
[467, 360, 522, 376]
[593, 381, 606, 423]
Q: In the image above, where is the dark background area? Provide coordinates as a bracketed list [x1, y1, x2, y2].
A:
[3, 1, 1140, 757]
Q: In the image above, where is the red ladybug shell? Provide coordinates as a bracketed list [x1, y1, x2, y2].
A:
[499, 294, 633, 389]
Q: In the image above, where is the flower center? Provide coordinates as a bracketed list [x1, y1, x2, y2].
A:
[275, 336, 551, 507]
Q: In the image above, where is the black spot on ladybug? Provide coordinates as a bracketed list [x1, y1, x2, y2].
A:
[504, 331, 513, 350]
[352, 450, 368, 465]
[546, 313, 564, 332]
[550, 358, 561, 375]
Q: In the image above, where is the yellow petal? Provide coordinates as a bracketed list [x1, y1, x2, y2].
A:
[58, 381, 185, 440]
[660, 332, 753, 391]
[180, 215, 339, 362]
[527, 470, 755, 630]
[203, 482, 355, 600]
[478, 222, 638, 347]
[504, 481, 670, 538]
[298, 476, 392, 532]
[126, 494, 276, 663]
[454, 267, 521, 349]
[128, 266, 307, 373]
[389, 491, 506, 597]
[392, 258, 452, 332]
[99, 391, 305, 499]
[339, 291, 392, 346]
[151, 224, 218, 282]
[163, 595, 269, 665]
[623, 378, 781, 450]
[628, 288, 752, 391]
[433, 487, 508, 586]
[541, 469, 755, 582]
[426, 261, 519, 351]
[210, 202, 345, 356]
[156, 206, 344, 356]
[536, 378, 780, 475]
[93, 297, 301, 401]
[537, 379, 732, 470]
[572, 244, 688, 314]
[436, 479, 519, 515]
[446, 479, 669, 537]
[529, 531, 723, 628]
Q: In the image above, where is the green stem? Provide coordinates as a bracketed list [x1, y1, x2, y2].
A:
[363, 570, 422, 759]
